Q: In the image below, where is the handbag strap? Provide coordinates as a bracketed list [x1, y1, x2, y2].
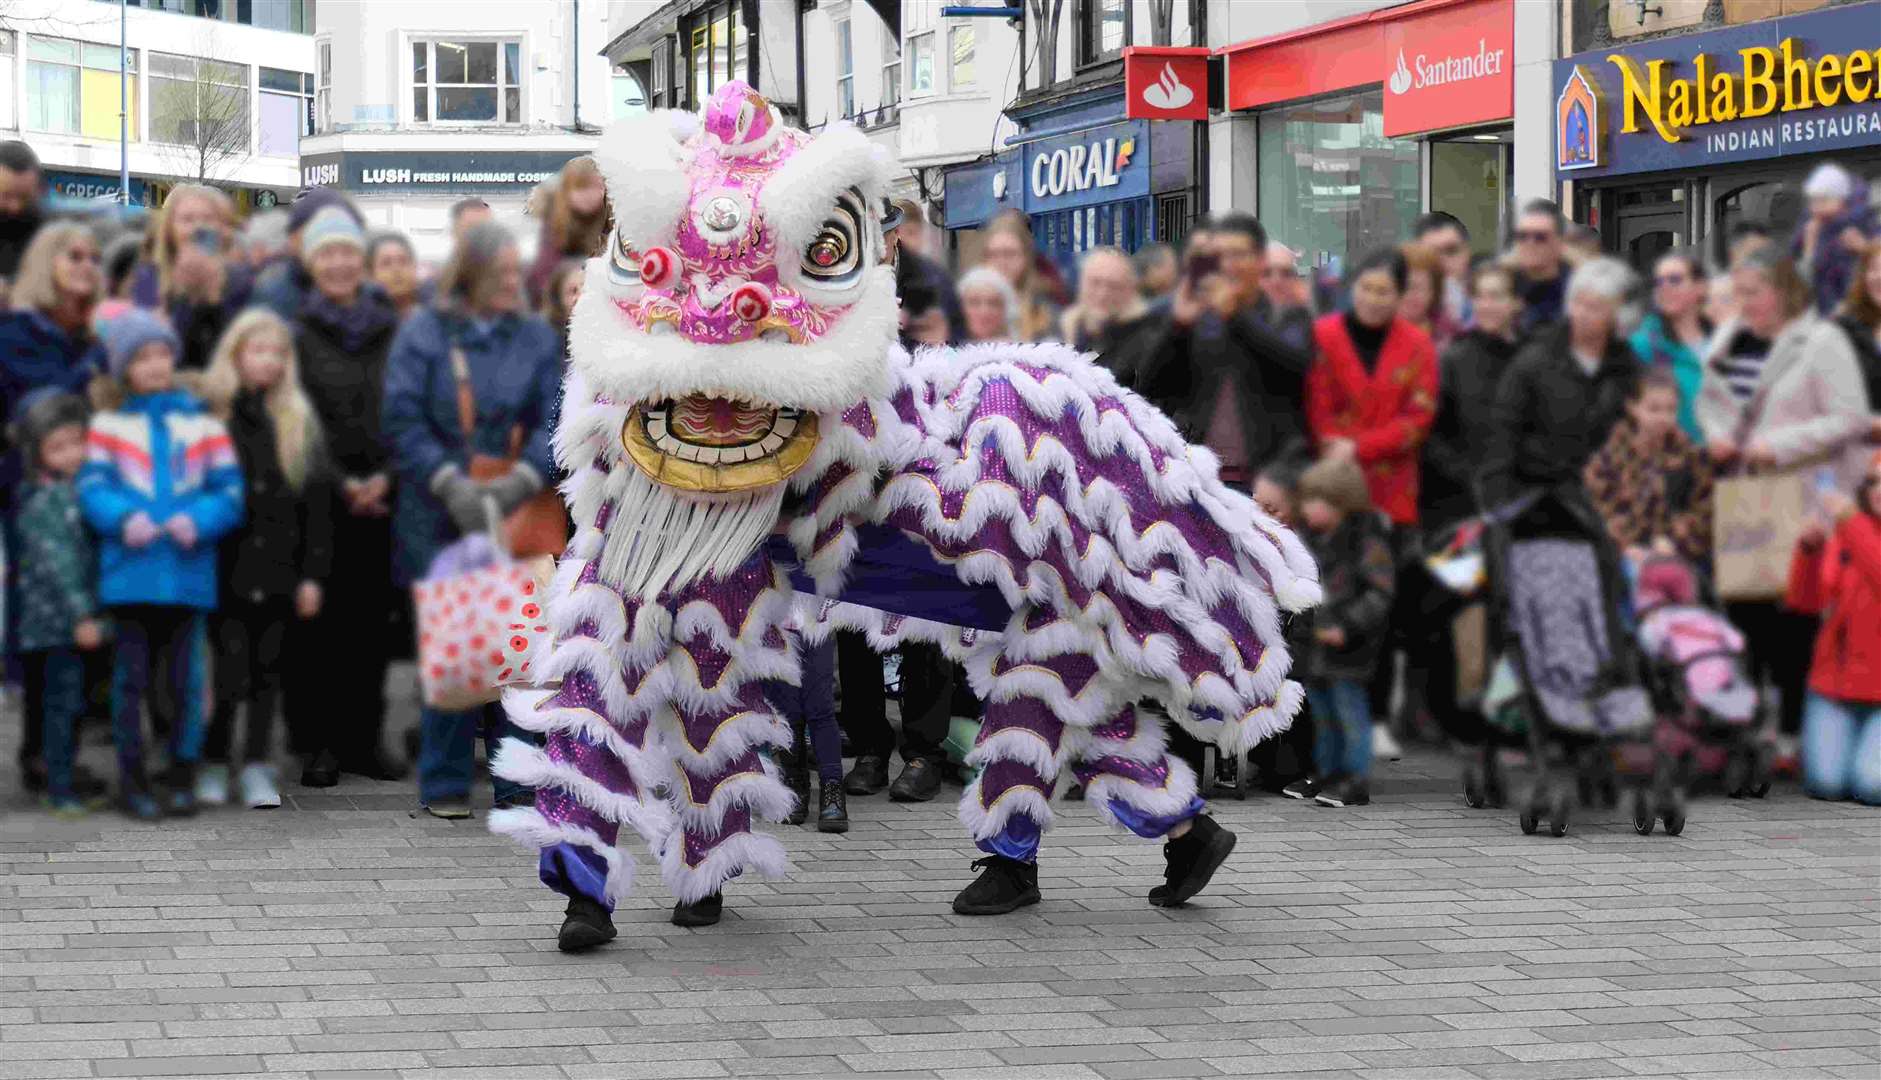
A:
[449, 340, 526, 461]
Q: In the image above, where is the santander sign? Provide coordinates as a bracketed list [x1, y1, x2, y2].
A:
[1381, 3, 1515, 136]
[1123, 46, 1210, 120]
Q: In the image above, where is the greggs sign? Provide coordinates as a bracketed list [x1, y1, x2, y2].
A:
[1553, 1, 1881, 178]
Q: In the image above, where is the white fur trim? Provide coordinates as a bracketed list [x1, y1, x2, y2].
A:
[658, 828, 791, 904]
[592, 110, 691, 254]
[956, 777, 1055, 843]
[487, 806, 635, 908]
[488, 737, 676, 845]
[1082, 755, 1200, 832]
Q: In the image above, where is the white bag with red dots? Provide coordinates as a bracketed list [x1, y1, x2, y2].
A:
[412, 534, 555, 712]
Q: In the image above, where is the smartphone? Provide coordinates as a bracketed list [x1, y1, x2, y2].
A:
[1183, 250, 1220, 287]
[190, 227, 224, 255]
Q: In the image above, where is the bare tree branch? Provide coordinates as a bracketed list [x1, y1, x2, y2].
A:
[152, 27, 252, 184]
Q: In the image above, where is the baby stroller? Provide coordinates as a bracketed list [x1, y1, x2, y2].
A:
[1632, 556, 1770, 800]
[1482, 489, 1671, 837]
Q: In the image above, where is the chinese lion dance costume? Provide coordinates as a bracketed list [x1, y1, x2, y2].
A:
[489, 82, 1319, 949]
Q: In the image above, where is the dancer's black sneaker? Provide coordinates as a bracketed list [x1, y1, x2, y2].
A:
[817, 783, 849, 833]
[951, 855, 1040, 915]
[1315, 779, 1370, 807]
[300, 750, 340, 788]
[557, 896, 617, 953]
[1281, 775, 1326, 801]
[844, 755, 889, 795]
[889, 758, 942, 802]
[1149, 814, 1236, 907]
[671, 892, 723, 927]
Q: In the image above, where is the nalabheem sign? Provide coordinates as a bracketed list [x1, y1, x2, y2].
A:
[1553, 0, 1881, 178]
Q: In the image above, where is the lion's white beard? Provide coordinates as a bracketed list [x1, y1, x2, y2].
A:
[598, 466, 785, 601]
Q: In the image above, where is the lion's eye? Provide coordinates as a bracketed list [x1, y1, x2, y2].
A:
[799, 188, 865, 286]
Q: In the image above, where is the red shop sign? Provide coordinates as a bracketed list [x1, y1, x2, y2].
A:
[1123, 46, 1210, 121]
[1381, 0, 1513, 136]
[1221, 0, 1513, 136]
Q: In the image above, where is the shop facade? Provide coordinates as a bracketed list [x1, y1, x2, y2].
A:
[1552, 0, 1881, 269]
[1217, 0, 1516, 275]
[940, 85, 1196, 273]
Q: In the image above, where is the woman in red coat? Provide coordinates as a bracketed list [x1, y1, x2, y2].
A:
[1800, 450, 1881, 804]
[1306, 248, 1440, 528]
[1305, 248, 1440, 756]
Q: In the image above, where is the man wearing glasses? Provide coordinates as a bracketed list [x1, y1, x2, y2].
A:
[1511, 199, 1570, 333]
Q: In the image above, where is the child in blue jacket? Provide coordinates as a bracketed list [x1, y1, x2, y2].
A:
[77, 310, 243, 819]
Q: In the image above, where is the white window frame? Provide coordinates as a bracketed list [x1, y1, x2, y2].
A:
[947, 22, 976, 91]
[834, 18, 854, 120]
[259, 65, 313, 157]
[147, 51, 251, 151]
[315, 38, 331, 132]
[881, 28, 901, 109]
[23, 35, 140, 138]
[907, 31, 935, 98]
[408, 35, 525, 127]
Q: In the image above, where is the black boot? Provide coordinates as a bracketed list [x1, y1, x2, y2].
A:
[557, 895, 617, 953]
[1148, 813, 1237, 908]
[118, 767, 162, 822]
[817, 783, 849, 833]
[844, 754, 889, 795]
[300, 749, 340, 788]
[951, 855, 1041, 915]
[889, 758, 942, 802]
[671, 892, 723, 927]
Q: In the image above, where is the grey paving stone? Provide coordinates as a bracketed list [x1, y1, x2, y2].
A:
[2, 741, 1874, 1080]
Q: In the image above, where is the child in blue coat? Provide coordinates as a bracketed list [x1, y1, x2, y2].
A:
[77, 310, 244, 819]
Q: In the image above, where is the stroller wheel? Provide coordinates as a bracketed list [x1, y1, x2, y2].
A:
[1631, 789, 1654, 836]
[1662, 806, 1686, 836]
[1519, 807, 1540, 835]
[1463, 764, 1486, 809]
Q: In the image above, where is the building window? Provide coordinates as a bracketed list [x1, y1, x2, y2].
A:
[686, 1, 746, 109]
[0, 33, 16, 130]
[948, 23, 976, 89]
[258, 66, 312, 156]
[834, 19, 854, 119]
[149, 52, 249, 149]
[26, 37, 138, 140]
[881, 31, 900, 108]
[1075, 0, 1127, 68]
[1256, 88, 1420, 279]
[315, 40, 330, 131]
[650, 35, 673, 109]
[908, 32, 934, 96]
[107, 0, 313, 33]
[412, 38, 522, 124]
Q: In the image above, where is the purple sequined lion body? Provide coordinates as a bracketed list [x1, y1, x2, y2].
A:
[489, 83, 1318, 910]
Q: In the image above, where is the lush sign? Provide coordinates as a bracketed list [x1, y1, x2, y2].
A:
[297, 149, 586, 193]
[1552, 0, 1881, 178]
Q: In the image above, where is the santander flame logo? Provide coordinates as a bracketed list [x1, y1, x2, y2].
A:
[1388, 49, 1414, 95]
[1141, 62, 1195, 111]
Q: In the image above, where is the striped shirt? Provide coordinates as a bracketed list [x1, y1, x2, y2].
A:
[1713, 329, 1772, 402]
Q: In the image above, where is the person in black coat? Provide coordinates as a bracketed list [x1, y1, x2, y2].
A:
[290, 209, 409, 785]
[197, 310, 335, 808]
[1106, 214, 1312, 489]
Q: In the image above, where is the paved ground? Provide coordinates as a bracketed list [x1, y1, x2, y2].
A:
[3, 720, 1878, 1080]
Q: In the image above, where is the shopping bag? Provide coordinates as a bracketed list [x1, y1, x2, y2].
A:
[412, 532, 555, 712]
[1712, 470, 1810, 602]
[1452, 603, 1488, 705]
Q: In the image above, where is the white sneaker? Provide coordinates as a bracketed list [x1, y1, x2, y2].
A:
[1372, 726, 1403, 762]
[238, 764, 281, 809]
[195, 763, 230, 806]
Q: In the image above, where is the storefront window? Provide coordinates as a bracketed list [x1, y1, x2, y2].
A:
[258, 66, 313, 157]
[1257, 88, 1418, 278]
[26, 37, 138, 140]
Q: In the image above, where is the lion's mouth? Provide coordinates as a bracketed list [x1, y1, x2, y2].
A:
[622, 393, 820, 493]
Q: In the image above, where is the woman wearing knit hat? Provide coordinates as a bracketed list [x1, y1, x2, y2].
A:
[79, 307, 244, 819]
[290, 203, 411, 787]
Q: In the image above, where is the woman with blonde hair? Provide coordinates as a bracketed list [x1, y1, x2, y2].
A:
[130, 183, 250, 371]
[526, 156, 611, 304]
[1, 222, 104, 456]
[978, 210, 1062, 341]
[195, 308, 334, 809]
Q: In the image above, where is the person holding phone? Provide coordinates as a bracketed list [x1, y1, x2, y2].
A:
[131, 185, 251, 372]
